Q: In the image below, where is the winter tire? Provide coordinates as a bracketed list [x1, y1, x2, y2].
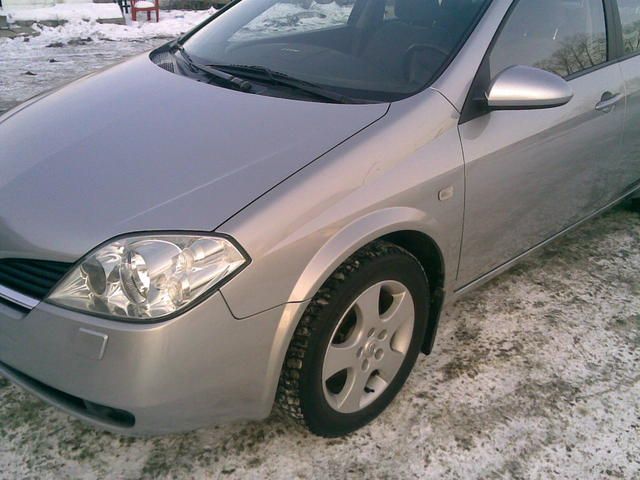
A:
[277, 240, 429, 437]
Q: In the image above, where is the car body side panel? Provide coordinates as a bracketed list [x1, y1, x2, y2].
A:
[619, 56, 640, 192]
[219, 88, 464, 319]
[218, 89, 464, 411]
[456, 64, 626, 287]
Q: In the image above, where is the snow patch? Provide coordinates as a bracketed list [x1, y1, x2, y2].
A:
[3, 3, 124, 23]
[1, 8, 214, 45]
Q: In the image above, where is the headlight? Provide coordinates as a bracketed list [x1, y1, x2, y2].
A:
[47, 234, 248, 321]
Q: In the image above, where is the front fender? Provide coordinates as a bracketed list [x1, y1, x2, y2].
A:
[219, 88, 464, 319]
[237, 207, 447, 419]
[287, 207, 438, 304]
[218, 89, 464, 411]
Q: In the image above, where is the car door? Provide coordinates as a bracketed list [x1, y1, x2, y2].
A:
[455, 0, 626, 288]
[614, 0, 640, 194]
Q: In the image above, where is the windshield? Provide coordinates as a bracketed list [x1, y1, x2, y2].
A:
[181, 0, 490, 102]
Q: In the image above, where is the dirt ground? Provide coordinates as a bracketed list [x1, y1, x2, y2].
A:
[1, 205, 638, 479]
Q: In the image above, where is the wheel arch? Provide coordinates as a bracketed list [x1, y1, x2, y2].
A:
[283, 208, 447, 365]
[261, 208, 450, 415]
[380, 230, 446, 355]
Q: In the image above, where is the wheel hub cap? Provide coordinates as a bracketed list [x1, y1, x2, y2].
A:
[364, 340, 377, 359]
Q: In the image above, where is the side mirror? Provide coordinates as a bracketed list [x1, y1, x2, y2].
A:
[486, 65, 574, 110]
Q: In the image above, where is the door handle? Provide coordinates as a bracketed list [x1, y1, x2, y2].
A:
[595, 92, 623, 113]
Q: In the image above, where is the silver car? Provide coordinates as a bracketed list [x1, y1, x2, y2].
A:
[1, 0, 639, 437]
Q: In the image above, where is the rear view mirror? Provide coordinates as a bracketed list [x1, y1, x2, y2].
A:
[486, 65, 574, 110]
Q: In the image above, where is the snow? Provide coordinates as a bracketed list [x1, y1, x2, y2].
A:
[3, 3, 123, 23]
[0, 9, 215, 113]
[133, 1, 157, 8]
[3, 8, 213, 43]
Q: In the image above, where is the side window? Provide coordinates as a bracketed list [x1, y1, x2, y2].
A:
[490, 0, 608, 79]
[616, 0, 640, 54]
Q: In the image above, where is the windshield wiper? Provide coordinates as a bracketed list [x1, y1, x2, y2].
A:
[174, 46, 253, 93]
[208, 64, 362, 104]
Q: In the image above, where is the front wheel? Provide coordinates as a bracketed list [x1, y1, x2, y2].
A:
[277, 241, 429, 437]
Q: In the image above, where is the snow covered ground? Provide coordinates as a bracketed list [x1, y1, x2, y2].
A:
[1, 7, 639, 480]
[0, 9, 214, 113]
[3, 2, 124, 24]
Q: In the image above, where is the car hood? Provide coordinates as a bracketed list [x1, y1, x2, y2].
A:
[0, 54, 388, 261]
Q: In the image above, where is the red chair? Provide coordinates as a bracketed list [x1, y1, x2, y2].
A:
[131, 0, 159, 22]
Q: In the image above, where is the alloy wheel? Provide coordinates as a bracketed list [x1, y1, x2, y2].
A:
[322, 280, 415, 414]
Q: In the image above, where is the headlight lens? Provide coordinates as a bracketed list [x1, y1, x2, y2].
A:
[47, 234, 247, 321]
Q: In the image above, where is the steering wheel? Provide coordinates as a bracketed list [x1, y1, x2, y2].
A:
[402, 43, 450, 83]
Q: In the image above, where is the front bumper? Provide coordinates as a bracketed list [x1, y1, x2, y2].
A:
[0, 292, 285, 435]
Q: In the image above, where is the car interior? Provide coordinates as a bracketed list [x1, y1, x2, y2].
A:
[205, 0, 489, 98]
